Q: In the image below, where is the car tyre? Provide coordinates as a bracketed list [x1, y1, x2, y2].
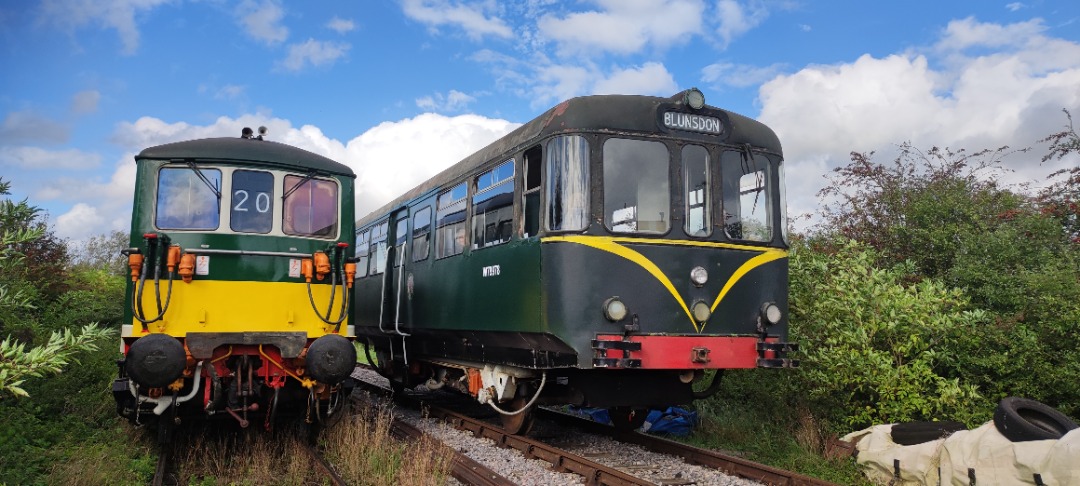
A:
[993, 396, 1079, 442]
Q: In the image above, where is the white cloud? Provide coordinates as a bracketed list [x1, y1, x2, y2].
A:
[0, 146, 102, 170]
[416, 90, 478, 112]
[537, 0, 705, 56]
[37, 0, 172, 55]
[401, 0, 513, 40]
[215, 84, 247, 100]
[339, 113, 519, 217]
[236, 0, 288, 45]
[714, 0, 769, 49]
[0, 111, 68, 144]
[591, 62, 678, 96]
[71, 90, 101, 114]
[756, 18, 1080, 227]
[327, 16, 355, 34]
[701, 61, 786, 89]
[277, 39, 350, 72]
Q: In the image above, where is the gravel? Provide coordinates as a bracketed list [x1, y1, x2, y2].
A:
[351, 367, 762, 486]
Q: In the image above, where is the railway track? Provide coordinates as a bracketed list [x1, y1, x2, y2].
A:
[300, 440, 349, 486]
[352, 365, 839, 486]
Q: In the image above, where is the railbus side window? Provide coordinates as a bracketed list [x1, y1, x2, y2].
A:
[393, 216, 408, 268]
[369, 221, 388, 275]
[683, 145, 710, 237]
[231, 170, 274, 234]
[522, 146, 541, 237]
[721, 150, 773, 242]
[156, 166, 222, 230]
[355, 229, 370, 278]
[282, 176, 338, 238]
[412, 206, 431, 261]
[473, 160, 514, 249]
[545, 135, 589, 232]
[435, 182, 467, 259]
[603, 138, 670, 234]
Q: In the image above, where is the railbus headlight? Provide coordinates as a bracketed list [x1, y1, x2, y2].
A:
[690, 266, 708, 287]
[761, 302, 782, 325]
[684, 88, 705, 110]
[691, 300, 711, 323]
[603, 297, 628, 322]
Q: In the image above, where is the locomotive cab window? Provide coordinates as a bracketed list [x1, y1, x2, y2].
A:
[522, 146, 542, 237]
[603, 138, 670, 234]
[683, 145, 710, 237]
[156, 166, 222, 230]
[435, 182, 467, 259]
[473, 160, 514, 249]
[545, 135, 589, 232]
[230, 170, 274, 233]
[722, 150, 774, 242]
[282, 175, 338, 238]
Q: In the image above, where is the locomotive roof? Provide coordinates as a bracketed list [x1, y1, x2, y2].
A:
[357, 90, 781, 228]
[137, 137, 355, 178]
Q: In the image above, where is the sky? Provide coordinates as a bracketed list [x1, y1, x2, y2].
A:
[1, 0, 1078, 243]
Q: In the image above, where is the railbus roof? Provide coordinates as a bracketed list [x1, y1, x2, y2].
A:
[357, 91, 781, 228]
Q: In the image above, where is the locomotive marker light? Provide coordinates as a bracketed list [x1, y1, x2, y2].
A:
[603, 297, 628, 322]
[690, 265, 708, 287]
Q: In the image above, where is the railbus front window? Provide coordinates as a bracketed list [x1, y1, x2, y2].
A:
[473, 160, 514, 249]
[722, 150, 774, 242]
[545, 135, 589, 232]
[683, 145, 710, 237]
[230, 170, 273, 233]
[282, 176, 338, 238]
[435, 182, 467, 258]
[156, 166, 222, 230]
[603, 138, 670, 234]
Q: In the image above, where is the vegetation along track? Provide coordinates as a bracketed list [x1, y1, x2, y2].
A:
[353, 363, 838, 486]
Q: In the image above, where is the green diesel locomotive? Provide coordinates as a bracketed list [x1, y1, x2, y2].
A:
[355, 90, 798, 433]
[113, 129, 358, 430]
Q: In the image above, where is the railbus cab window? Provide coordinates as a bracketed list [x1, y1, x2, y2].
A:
[156, 167, 222, 230]
[369, 221, 388, 275]
[230, 170, 274, 233]
[722, 150, 773, 242]
[603, 138, 670, 234]
[545, 135, 589, 232]
[412, 206, 432, 261]
[282, 176, 338, 238]
[355, 229, 370, 278]
[393, 216, 408, 268]
[683, 145, 710, 237]
[473, 160, 514, 249]
[435, 183, 468, 259]
[522, 146, 542, 237]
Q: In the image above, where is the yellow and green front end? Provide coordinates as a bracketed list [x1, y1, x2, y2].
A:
[112, 136, 357, 427]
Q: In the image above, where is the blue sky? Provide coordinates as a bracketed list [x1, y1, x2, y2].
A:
[1, 0, 1078, 242]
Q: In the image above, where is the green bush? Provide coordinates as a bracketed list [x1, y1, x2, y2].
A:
[788, 239, 985, 429]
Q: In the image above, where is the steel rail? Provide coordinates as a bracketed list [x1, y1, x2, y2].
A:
[301, 441, 348, 486]
[537, 408, 841, 486]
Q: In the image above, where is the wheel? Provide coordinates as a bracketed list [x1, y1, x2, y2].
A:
[608, 406, 647, 432]
[500, 397, 535, 435]
[993, 397, 1079, 442]
[890, 421, 967, 445]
